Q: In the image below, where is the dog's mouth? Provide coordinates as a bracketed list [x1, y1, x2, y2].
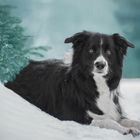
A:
[94, 70, 106, 75]
[96, 70, 104, 73]
[93, 66, 109, 76]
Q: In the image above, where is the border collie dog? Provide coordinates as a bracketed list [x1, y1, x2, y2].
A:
[5, 31, 140, 136]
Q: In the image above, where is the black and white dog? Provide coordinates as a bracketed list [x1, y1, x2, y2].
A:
[5, 31, 140, 136]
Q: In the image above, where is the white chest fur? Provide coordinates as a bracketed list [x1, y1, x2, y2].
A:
[91, 74, 120, 121]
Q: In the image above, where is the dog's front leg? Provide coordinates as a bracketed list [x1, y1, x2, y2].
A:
[119, 118, 140, 130]
[91, 119, 140, 137]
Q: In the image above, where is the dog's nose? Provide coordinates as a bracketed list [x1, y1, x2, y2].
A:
[95, 61, 106, 70]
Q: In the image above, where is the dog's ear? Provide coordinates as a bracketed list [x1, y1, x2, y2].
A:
[112, 33, 135, 55]
[64, 31, 89, 48]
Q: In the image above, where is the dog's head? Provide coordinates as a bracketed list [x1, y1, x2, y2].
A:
[65, 31, 134, 78]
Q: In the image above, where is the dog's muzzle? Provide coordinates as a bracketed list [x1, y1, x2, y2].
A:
[93, 56, 109, 76]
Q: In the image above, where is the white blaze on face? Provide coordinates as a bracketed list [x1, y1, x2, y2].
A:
[100, 37, 103, 46]
[94, 55, 107, 64]
[93, 37, 109, 76]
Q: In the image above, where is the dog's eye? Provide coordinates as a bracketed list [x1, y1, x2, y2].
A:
[89, 49, 94, 54]
[106, 50, 111, 55]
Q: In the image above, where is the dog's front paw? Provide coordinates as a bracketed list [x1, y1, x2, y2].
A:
[129, 128, 140, 137]
[123, 128, 140, 137]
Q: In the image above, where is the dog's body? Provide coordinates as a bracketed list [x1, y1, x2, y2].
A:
[5, 31, 140, 136]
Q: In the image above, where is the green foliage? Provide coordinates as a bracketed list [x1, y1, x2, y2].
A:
[0, 5, 50, 83]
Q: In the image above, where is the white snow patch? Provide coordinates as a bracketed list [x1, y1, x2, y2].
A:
[63, 49, 73, 64]
[0, 79, 140, 140]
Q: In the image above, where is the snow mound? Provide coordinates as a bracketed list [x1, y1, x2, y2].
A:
[0, 79, 140, 140]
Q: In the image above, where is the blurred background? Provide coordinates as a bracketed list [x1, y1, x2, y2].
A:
[0, 0, 140, 82]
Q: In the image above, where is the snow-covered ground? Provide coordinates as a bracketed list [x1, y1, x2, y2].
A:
[0, 79, 140, 140]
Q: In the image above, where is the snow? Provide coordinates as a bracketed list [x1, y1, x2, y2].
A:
[0, 79, 140, 140]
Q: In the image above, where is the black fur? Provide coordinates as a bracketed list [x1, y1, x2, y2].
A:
[5, 31, 134, 124]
